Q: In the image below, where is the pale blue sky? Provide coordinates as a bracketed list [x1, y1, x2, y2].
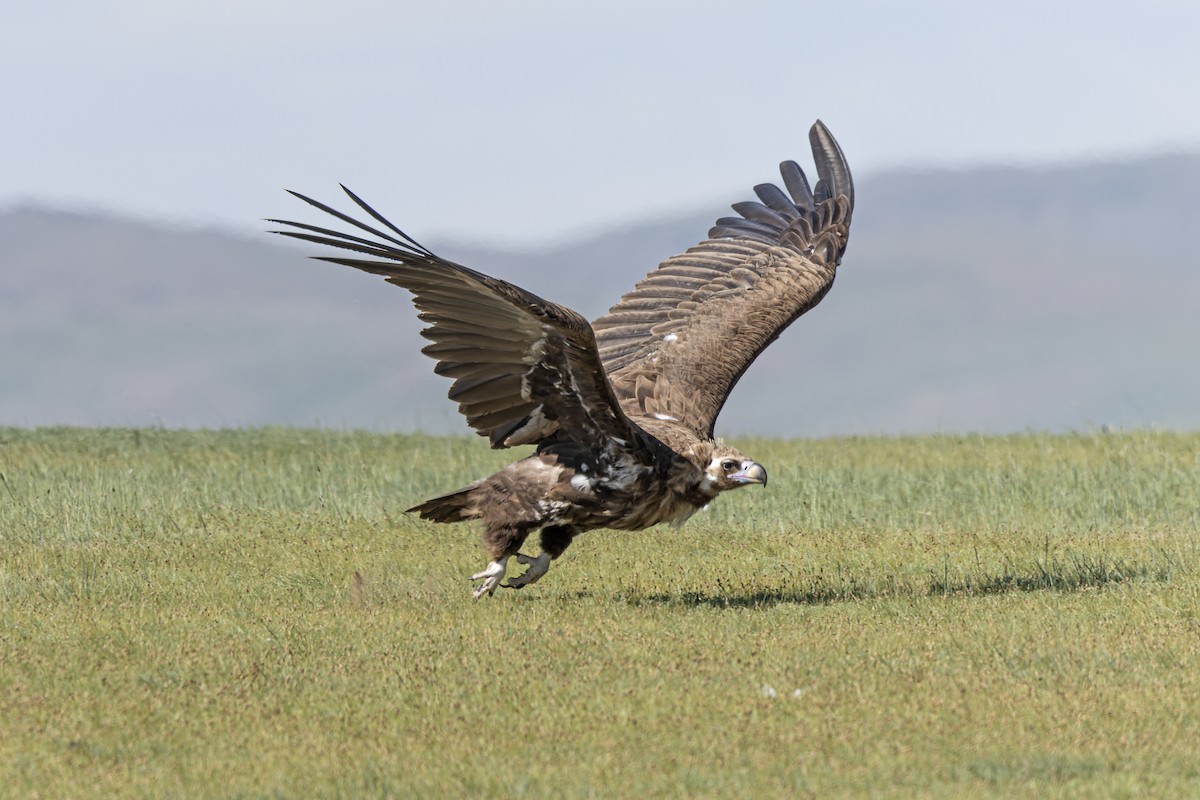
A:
[5, 0, 1198, 245]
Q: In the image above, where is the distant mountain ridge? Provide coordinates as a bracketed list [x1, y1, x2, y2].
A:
[2, 152, 1198, 436]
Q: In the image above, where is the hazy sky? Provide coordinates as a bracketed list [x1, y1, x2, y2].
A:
[6, 0, 1199, 245]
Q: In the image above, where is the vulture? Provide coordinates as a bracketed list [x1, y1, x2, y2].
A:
[271, 120, 854, 598]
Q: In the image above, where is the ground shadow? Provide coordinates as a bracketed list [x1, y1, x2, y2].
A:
[928, 552, 1175, 598]
[617, 552, 1177, 610]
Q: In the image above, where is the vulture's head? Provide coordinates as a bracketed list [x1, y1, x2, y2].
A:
[701, 445, 768, 495]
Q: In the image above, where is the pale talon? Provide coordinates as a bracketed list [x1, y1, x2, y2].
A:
[505, 552, 552, 589]
[470, 557, 509, 599]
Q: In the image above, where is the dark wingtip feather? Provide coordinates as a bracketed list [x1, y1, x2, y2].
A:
[731, 200, 788, 229]
[808, 121, 855, 216]
[752, 183, 800, 220]
[339, 184, 437, 258]
[778, 161, 815, 213]
[278, 187, 438, 259]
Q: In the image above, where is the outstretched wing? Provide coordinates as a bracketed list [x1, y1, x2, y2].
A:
[270, 187, 638, 450]
[591, 120, 854, 438]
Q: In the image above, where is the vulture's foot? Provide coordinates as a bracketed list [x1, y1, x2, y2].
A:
[470, 557, 509, 599]
[505, 552, 551, 589]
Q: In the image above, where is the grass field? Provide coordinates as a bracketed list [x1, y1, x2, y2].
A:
[1, 427, 1198, 798]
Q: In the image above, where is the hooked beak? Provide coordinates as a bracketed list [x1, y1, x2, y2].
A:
[731, 462, 768, 487]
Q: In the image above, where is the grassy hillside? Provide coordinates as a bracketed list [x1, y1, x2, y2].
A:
[1, 428, 1198, 797]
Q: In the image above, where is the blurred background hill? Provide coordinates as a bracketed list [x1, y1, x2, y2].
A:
[3, 151, 1197, 436]
[6, 1, 1200, 436]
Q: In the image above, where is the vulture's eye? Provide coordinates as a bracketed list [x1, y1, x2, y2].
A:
[721, 459, 737, 472]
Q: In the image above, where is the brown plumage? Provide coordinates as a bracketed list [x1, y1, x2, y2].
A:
[270, 120, 854, 598]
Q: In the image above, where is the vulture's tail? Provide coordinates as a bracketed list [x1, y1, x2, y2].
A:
[407, 483, 482, 523]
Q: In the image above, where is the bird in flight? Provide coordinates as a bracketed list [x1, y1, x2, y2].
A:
[271, 120, 854, 598]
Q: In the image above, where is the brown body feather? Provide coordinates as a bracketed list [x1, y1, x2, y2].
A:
[271, 121, 855, 595]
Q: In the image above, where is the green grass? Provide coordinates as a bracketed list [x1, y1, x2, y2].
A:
[1, 427, 1198, 798]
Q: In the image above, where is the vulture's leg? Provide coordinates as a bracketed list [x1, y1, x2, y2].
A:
[505, 552, 551, 589]
[470, 557, 509, 599]
[472, 524, 530, 599]
[506, 525, 577, 590]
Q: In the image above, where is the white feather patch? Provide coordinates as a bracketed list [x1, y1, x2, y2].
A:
[502, 407, 554, 446]
[653, 413, 678, 422]
[663, 333, 678, 343]
[538, 499, 571, 516]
